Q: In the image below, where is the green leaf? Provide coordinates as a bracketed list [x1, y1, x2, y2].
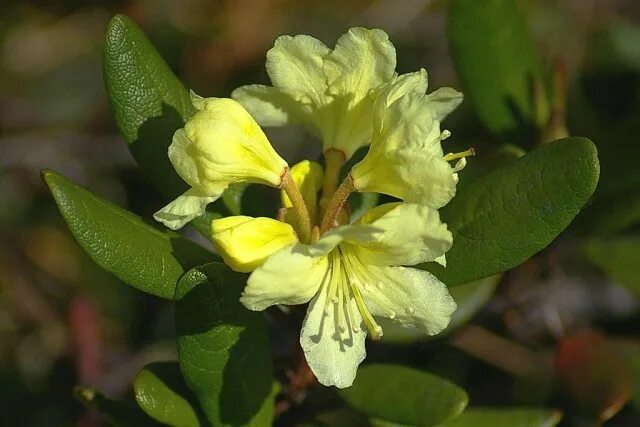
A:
[339, 364, 468, 426]
[379, 275, 500, 343]
[457, 144, 525, 191]
[175, 263, 275, 426]
[102, 15, 238, 228]
[448, 0, 548, 143]
[43, 170, 213, 299]
[583, 237, 640, 298]
[438, 408, 562, 427]
[74, 387, 160, 427]
[425, 137, 599, 287]
[104, 14, 193, 199]
[133, 362, 201, 427]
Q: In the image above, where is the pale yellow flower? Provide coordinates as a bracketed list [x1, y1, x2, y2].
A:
[232, 28, 396, 159]
[211, 203, 455, 388]
[154, 94, 288, 229]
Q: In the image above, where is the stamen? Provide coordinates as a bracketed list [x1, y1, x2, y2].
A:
[341, 250, 383, 340]
[440, 129, 451, 140]
[443, 147, 476, 162]
[336, 275, 346, 333]
[323, 253, 341, 314]
[452, 157, 467, 173]
[342, 278, 360, 333]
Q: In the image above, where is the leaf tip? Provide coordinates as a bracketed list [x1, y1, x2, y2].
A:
[40, 168, 58, 188]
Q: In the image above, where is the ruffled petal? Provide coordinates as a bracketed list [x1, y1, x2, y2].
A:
[323, 27, 396, 101]
[241, 245, 327, 311]
[231, 84, 309, 127]
[153, 188, 219, 230]
[373, 69, 429, 132]
[360, 265, 456, 334]
[211, 216, 298, 273]
[427, 87, 464, 121]
[352, 147, 457, 208]
[352, 203, 452, 266]
[351, 90, 458, 206]
[266, 34, 330, 106]
[300, 276, 367, 388]
[184, 97, 288, 187]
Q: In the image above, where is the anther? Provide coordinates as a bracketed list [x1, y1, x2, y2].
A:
[452, 157, 467, 173]
[441, 130, 451, 140]
[443, 147, 476, 162]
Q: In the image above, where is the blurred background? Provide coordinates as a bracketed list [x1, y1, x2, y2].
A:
[1, 0, 640, 425]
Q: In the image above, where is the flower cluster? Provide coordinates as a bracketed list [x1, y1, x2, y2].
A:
[154, 28, 473, 388]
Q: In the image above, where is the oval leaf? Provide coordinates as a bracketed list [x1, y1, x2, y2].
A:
[104, 14, 193, 198]
[175, 263, 274, 426]
[424, 137, 599, 287]
[439, 408, 562, 427]
[43, 170, 212, 299]
[339, 364, 468, 426]
[134, 362, 201, 427]
[448, 0, 548, 142]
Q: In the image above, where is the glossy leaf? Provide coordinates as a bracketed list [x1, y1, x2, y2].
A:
[134, 362, 201, 427]
[439, 408, 562, 427]
[175, 263, 274, 426]
[339, 364, 468, 426]
[43, 170, 213, 299]
[457, 144, 525, 191]
[583, 237, 640, 297]
[448, 0, 548, 143]
[424, 137, 599, 287]
[74, 387, 159, 427]
[104, 14, 193, 198]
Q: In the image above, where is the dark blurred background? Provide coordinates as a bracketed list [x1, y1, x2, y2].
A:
[1, 1, 640, 426]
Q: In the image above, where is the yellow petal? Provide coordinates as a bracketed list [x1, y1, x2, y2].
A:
[324, 27, 396, 103]
[242, 245, 328, 311]
[353, 203, 452, 266]
[211, 216, 297, 273]
[266, 34, 330, 106]
[351, 93, 457, 207]
[182, 96, 288, 188]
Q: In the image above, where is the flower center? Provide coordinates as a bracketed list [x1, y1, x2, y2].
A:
[323, 248, 383, 340]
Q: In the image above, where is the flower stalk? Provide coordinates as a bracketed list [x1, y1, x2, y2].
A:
[320, 174, 355, 233]
[281, 170, 312, 243]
